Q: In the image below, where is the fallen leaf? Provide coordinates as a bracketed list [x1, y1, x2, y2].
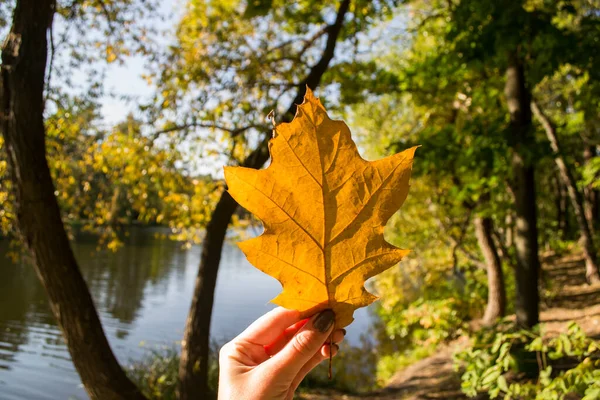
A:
[225, 88, 417, 328]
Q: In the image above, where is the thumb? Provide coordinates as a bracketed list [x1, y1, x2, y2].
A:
[265, 309, 335, 377]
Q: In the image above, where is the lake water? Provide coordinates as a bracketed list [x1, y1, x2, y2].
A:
[0, 227, 375, 399]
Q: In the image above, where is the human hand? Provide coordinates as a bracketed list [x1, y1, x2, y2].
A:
[217, 307, 345, 400]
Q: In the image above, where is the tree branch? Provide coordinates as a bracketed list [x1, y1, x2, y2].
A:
[96, 0, 115, 35]
[44, 14, 55, 102]
[288, 0, 350, 115]
[426, 198, 485, 269]
[148, 122, 264, 143]
[240, 0, 352, 168]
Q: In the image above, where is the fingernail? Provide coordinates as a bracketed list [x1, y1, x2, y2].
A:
[313, 309, 335, 332]
[341, 329, 347, 336]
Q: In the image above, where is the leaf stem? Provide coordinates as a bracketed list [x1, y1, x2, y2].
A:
[328, 332, 333, 380]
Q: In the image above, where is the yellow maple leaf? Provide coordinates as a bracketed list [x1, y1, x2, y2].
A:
[225, 88, 417, 328]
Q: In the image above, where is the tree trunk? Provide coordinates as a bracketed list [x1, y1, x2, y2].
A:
[531, 101, 600, 284]
[561, 177, 570, 237]
[555, 172, 568, 236]
[108, 185, 122, 227]
[583, 145, 599, 234]
[475, 216, 506, 325]
[505, 55, 540, 328]
[505, 212, 514, 249]
[177, 1, 351, 398]
[177, 189, 240, 399]
[0, 1, 146, 399]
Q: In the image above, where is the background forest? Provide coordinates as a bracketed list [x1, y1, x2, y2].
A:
[1, 0, 600, 399]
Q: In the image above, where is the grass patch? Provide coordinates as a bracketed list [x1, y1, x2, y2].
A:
[127, 346, 218, 400]
[376, 343, 438, 385]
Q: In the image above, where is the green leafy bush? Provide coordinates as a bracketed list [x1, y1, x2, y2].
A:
[373, 258, 490, 385]
[382, 298, 466, 346]
[375, 297, 468, 384]
[454, 322, 600, 399]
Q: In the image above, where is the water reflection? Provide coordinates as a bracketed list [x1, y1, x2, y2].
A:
[0, 228, 377, 399]
[78, 229, 188, 329]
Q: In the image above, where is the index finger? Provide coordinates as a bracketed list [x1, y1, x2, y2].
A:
[236, 307, 301, 346]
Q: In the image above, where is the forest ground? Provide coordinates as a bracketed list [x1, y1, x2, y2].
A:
[299, 252, 600, 400]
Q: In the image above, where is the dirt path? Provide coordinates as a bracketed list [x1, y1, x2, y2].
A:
[299, 253, 600, 400]
[541, 253, 600, 338]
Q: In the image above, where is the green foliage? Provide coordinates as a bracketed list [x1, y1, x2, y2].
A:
[347, 4, 600, 391]
[128, 348, 182, 400]
[128, 347, 219, 400]
[454, 322, 600, 399]
[582, 157, 600, 190]
[380, 298, 466, 345]
[376, 342, 437, 385]
[0, 96, 220, 250]
[0, 136, 13, 238]
[372, 254, 488, 384]
[299, 340, 379, 393]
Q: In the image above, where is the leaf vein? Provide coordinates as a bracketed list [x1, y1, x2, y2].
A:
[328, 154, 408, 245]
[239, 178, 323, 250]
[280, 130, 322, 188]
[256, 249, 325, 285]
[330, 251, 401, 285]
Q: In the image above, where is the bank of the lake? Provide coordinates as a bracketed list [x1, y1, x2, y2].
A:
[0, 227, 376, 400]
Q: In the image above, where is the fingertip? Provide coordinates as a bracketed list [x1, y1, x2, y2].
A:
[320, 343, 339, 358]
[332, 329, 345, 344]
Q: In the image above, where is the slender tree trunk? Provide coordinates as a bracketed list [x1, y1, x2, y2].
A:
[531, 101, 600, 284]
[505, 55, 540, 328]
[583, 145, 598, 233]
[475, 216, 506, 325]
[0, 1, 146, 399]
[561, 177, 570, 236]
[108, 185, 122, 227]
[177, 190, 241, 399]
[505, 213, 514, 249]
[555, 173, 566, 235]
[177, 1, 351, 398]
